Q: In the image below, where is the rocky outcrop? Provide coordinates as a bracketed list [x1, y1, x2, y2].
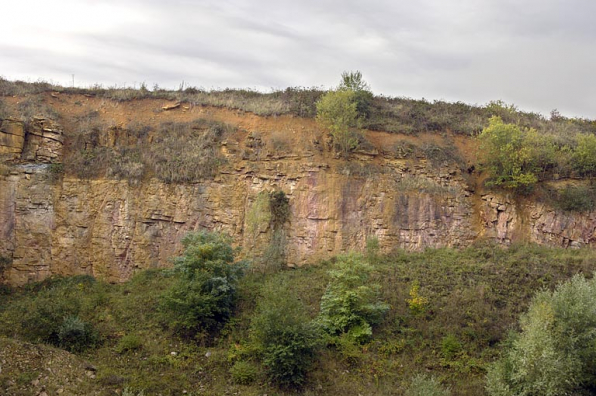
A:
[1, 108, 595, 286]
[21, 117, 64, 163]
[0, 116, 63, 163]
[0, 118, 25, 160]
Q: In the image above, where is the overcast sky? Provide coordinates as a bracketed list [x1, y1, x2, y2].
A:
[1, 0, 594, 118]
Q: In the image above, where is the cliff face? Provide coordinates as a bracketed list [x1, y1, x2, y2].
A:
[1, 95, 595, 285]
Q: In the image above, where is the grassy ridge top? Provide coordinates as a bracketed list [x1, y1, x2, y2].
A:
[1, 77, 594, 137]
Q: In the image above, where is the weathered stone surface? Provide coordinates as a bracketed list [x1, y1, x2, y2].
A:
[0, 118, 25, 159]
[0, 153, 481, 285]
[21, 117, 64, 163]
[1, 111, 596, 286]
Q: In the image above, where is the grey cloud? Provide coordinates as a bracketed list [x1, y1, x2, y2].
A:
[0, 0, 594, 118]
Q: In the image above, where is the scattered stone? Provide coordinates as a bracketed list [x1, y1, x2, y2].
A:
[162, 102, 181, 111]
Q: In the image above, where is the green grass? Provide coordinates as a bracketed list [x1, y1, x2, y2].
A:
[2, 243, 596, 395]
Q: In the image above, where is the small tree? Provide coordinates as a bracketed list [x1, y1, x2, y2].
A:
[406, 374, 451, 396]
[573, 133, 596, 177]
[477, 116, 538, 190]
[339, 70, 373, 118]
[316, 89, 361, 156]
[249, 282, 321, 388]
[160, 231, 247, 338]
[318, 254, 389, 343]
[486, 274, 596, 395]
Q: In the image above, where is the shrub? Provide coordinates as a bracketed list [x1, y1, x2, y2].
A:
[406, 282, 430, 316]
[573, 134, 596, 177]
[249, 282, 321, 388]
[441, 334, 462, 360]
[115, 334, 143, 354]
[229, 360, 259, 385]
[57, 315, 98, 352]
[159, 232, 247, 338]
[316, 89, 361, 156]
[486, 274, 596, 395]
[339, 70, 374, 118]
[477, 117, 539, 190]
[555, 185, 596, 212]
[405, 374, 451, 396]
[318, 254, 389, 343]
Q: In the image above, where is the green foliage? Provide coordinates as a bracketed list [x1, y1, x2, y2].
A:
[3, 245, 596, 394]
[339, 70, 374, 118]
[268, 190, 290, 229]
[554, 185, 596, 212]
[573, 133, 596, 176]
[477, 117, 539, 190]
[365, 235, 381, 265]
[405, 374, 451, 396]
[318, 254, 389, 343]
[441, 334, 462, 360]
[0, 276, 102, 352]
[249, 281, 322, 388]
[57, 315, 98, 352]
[159, 231, 247, 338]
[486, 274, 596, 396]
[315, 71, 374, 156]
[115, 334, 143, 354]
[406, 282, 430, 316]
[229, 360, 259, 384]
[316, 89, 361, 156]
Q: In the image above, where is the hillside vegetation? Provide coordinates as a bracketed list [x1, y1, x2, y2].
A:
[2, 240, 596, 395]
[2, 76, 596, 395]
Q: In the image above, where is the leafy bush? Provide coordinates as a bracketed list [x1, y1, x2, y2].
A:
[573, 134, 596, 177]
[229, 360, 259, 385]
[477, 117, 539, 190]
[406, 282, 430, 316]
[486, 274, 596, 396]
[339, 70, 374, 118]
[316, 89, 362, 156]
[0, 276, 102, 352]
[57, 315, 98, 352]
[441, 334, 462, 360]
[555, 185, 596, 212]
[115, 334, 143, 354]
[159, 232, 247, 338]
[405, 374, 451, 396]
[249, 282, 321, 388]
[318, 254, 389, 343]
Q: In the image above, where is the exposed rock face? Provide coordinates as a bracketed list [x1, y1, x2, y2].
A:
[0, 116, 63, 163]
[21, 117, 64, 163]
[1, 108, 595, 286]
[0, 118, 25, 160]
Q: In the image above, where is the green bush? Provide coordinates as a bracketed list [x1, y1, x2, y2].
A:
[57, 315, 98, 352]
[317, 253, 389, 343]
[486, 274, 596, 395]
[573, 134, 596, 176]
[477, 117, 539, 190]
[405, 374, 451, 396]
[0, 276, 103, 352]
[555, 185, 596, 212]
[441, 334, 462, 360]
[339, 70, 374, 118]
[249, 282, 321, 388]
[115, 334, 143, 354]
[159, 231, 247, 338]
[316, 89, 361, 156]
[229, 360, 259, 385]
